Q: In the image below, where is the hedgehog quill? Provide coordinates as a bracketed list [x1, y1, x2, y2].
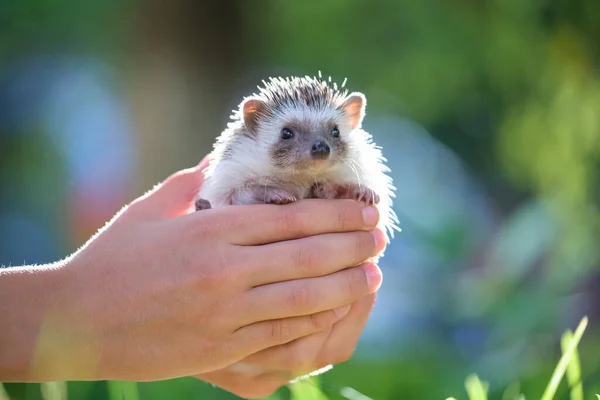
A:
[195, 73, 400, 249]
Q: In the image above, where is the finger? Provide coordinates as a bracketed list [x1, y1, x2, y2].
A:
[235, 304, 351, 355]
[131, 156, 211, 219]
[239, 329, 330, 373]
[186, 198, 380, 246]
[242, 229, 385, 287]
[239, 263, 381, 325]
[315, 293, 376, 367]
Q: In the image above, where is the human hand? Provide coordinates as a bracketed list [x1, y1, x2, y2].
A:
[195, 292, 378, 399]
[32, 158, 383, 382]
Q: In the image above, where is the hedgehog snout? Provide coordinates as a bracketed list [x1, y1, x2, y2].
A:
[310, 140, 331, 160]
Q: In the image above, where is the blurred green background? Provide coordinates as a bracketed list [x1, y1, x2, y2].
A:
[2, 0, 600, 399]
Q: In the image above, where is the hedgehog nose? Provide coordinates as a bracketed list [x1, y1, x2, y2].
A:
[311, 140, 331, 159]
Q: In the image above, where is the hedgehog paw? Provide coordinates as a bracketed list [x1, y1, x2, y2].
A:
[264, 188, 297, 205]
[346, 185, 380, 205]
[195, 198, 212, 211]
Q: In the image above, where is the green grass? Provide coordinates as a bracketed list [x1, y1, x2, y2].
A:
[446, 316, 589, 400]
[106, 381, 139, 400]
[0, 382, 10, 400]
[286, 316, 593, 400]
[0, 316, 593, 400]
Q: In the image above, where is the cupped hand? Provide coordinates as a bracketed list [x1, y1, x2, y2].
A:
[43, 158, 383, 382]
[195, 292, 378, 399]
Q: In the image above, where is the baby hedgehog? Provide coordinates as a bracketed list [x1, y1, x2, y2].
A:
[195, 74, 399, 245]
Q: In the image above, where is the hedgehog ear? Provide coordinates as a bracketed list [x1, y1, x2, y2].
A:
[241, 97, 266, 133]
[341, 92, 366, 130]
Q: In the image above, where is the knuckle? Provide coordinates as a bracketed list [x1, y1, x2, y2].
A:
[310, 311, 333, 331]
[191, 217, 215, 238]
[333, 204, 349, 231]
[194, 208, 239, 238]
[198, 251, 236, 289]
[287, 285, 313, 312]
[270, 319, 292, 344]
[274, 209, 304, 234]
[292, 245, 319, 272]
[180, 216, 211, 241]
[203, 270, 229, 291]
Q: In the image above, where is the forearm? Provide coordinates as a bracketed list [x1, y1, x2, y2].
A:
[0, 260, 94, 382]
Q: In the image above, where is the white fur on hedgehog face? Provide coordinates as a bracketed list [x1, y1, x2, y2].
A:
[255, 103, 356, 172]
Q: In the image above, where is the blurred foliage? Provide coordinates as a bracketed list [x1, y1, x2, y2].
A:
[0, 0, 128, 67]
[2, 0, 600, 399]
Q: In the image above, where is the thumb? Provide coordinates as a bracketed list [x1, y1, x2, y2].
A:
[133, 155, 212, 219]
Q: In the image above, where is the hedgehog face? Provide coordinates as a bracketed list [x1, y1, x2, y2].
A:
[264, 107, 350, 171]
[238, 76, 367, 173]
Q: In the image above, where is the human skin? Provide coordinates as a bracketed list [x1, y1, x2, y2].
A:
[0, 157, 384, 385]
[195, 293, 378, 399]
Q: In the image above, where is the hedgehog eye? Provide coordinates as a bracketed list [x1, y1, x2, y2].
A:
[331, 126, 340, 138]
[281, 128, 294, 140]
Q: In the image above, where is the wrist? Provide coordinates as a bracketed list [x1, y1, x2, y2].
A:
[0, 257, 98, 382]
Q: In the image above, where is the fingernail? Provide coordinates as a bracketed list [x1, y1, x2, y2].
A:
[362, 206, 379, 227]
[333, 304, 351, 317]
[365, 263, 383, 292]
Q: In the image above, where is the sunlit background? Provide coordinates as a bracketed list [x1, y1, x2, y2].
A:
[2, 1, 600, 399]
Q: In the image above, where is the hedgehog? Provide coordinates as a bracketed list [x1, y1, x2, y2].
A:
[194, 73, 399, 246]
